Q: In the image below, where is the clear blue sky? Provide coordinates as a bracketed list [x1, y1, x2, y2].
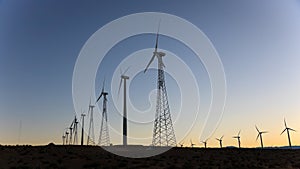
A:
[1, 0, 300, 147]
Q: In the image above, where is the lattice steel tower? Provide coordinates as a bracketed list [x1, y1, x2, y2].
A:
[96, 81, 110, 146]
[87, 102, 95, 145]
[144, 25, 176, 146]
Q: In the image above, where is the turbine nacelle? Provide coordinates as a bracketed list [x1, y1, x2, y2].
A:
[179, 141, 184, 147]
[121, 75, 129, 79]
[281, 118, 296, 135]
[216, 135, 224, 141]
[154, 51, 166, 57]
[96, 78, 108, 103]
[233, 130, 241, 139]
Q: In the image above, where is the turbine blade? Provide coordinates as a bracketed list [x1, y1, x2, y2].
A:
[284, 118, 287, 128]
[155, 32, 159, 52]
[221, 135, 224, 140]
[262, 131, 268, 134]
[123, 66, 130, 75]
[154, 20, 161, 52]
[290, 128, 296, 132]
[255, 125, 260, 133]
[238, 130, 241, 136]
[96, 78, 106, 103]
[102, 78, 105, 93]
[280, 128, 286, 135]
[96, 93, 103, 103]
[118, 78, 122, 98]
[144, 53, 156, 73]
[256, 134, 260, 141]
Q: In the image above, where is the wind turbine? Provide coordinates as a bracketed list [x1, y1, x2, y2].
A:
[144, 21, 176, 146]
[80, 112, 86, 146]
[62, 133, 66, 145]
[96, 79, 110, 146]
[255, 125, 268, 148]
[280, 118, 296, 148]
[201, 139, 208, 148]
[69, 125, 73, 145]
[65, 130, 69, 145]
[233, 130, 241, 148]
[216, 136, 224, 148]
[190, 139, 195, 148]
[118, 68, 130, 146]
[73, 116, 78, 145]
[87, 98, 95, 145]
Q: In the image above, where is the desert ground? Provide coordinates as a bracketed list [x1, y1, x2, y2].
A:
[0, 144, 300, 169]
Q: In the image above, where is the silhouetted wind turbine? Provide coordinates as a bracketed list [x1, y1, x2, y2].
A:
[216, 136, 224, 148]
[69, 125, 73, 145]
[118, 67, 130, 146]
[233, 130, 241, 148]
[62, 133, 66, 145]
[65, 130, 69, 145]
[255, 125, 268, 149]
[280, 118, 296, 148]
[190, 139, 195, 148]
[201, 139, 208, 148]
[80, 112, 86, 145]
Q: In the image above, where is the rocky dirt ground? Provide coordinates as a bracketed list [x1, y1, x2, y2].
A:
[0, 144, 300, 169]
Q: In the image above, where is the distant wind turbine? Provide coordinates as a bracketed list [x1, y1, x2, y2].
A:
[190, 139, 195, 148]
[65, 129, 69, 145]
[233, 130, 241, 148]
[255, 125, 268, 149]
[280, 118, 296, 148]
[62, 132, 66, 145]
[179, 141, 184, 148]
[201, 139, 208, 148]
[216, 136, 224, 148]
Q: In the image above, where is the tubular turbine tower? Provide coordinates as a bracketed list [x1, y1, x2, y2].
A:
[144, 23, 176, 146]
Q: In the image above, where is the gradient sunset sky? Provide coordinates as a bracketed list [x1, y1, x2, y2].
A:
[1, 0, 300, 148]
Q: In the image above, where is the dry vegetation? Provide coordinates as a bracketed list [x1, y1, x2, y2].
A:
[0, 144, 300, 169]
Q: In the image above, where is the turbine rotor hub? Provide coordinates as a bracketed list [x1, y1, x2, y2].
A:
[154, 51, 166, 57]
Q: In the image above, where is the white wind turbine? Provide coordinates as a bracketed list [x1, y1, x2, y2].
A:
[118, 67, 130, 146]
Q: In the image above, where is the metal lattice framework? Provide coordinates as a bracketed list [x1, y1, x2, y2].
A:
[87, 104, 95, 145]
[98, 92, 110, 146]
[152, 55, 176, 146]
